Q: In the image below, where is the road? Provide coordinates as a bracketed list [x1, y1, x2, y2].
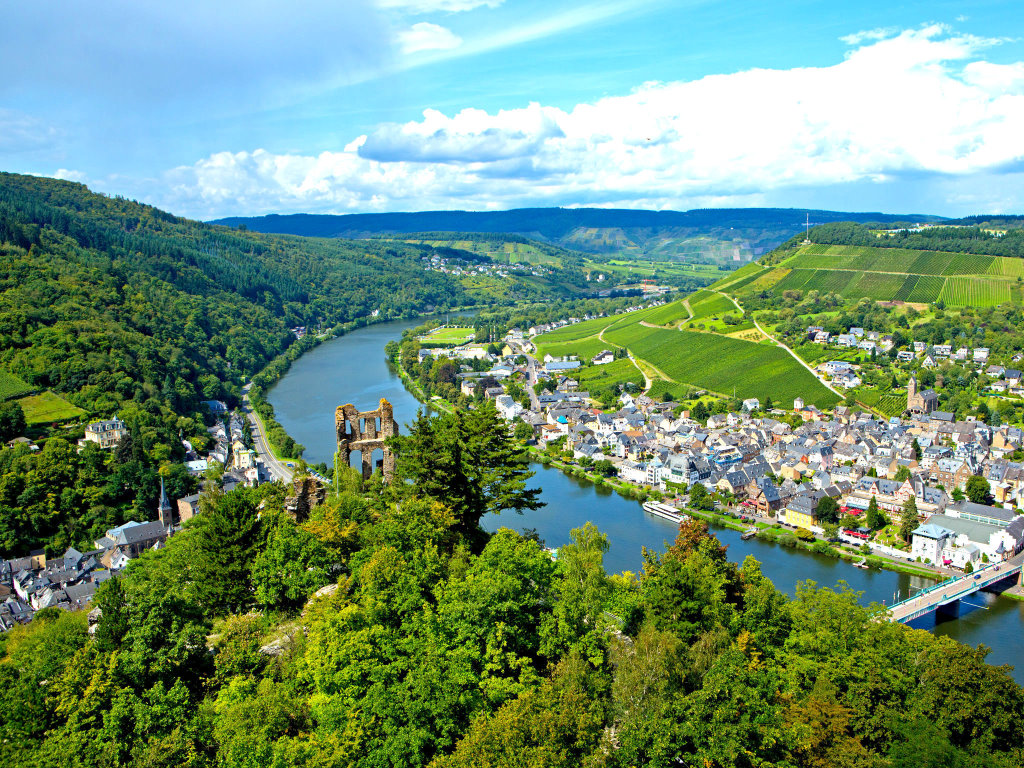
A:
[713, 290, 843, 398]
[886, 550, 1024, 623]
[241, 385, 294, 484]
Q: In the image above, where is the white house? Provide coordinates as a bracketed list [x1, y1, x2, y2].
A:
[591, 350, 615, 365]
[824, 360, 853, 376]
[618, 460, 648, 485]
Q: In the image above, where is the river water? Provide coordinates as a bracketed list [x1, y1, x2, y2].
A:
[267, 316, 1024, 681]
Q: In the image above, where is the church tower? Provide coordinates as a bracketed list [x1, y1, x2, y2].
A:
[158, 476, 174, 528]
[906, 374, 918, 413]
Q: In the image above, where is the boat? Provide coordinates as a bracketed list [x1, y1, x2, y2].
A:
[643, 500, 688, 524]
[741, 528, 757, 540]
[854, 558, 869, 569]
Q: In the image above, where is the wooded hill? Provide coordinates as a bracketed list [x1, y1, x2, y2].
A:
[0, 173, 480, 556]
[1, 413, 1021, 768]
[214, 207, 942, 260]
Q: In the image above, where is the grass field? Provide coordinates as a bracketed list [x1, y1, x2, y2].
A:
[18, 392, 85, 424]
[421, 326, 476, 345]
[0, 370, 34, 402]
[750, 244, 1021, 307]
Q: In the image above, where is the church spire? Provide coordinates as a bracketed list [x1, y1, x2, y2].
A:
[158, 476, 173, 528]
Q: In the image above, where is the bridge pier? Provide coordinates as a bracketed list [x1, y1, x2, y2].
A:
[936, 600, 960, 619]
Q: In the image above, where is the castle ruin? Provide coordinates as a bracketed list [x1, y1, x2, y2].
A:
[336, 398, 398, 481]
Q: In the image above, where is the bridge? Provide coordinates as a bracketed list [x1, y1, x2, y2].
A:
[886, 552, 1024, 624]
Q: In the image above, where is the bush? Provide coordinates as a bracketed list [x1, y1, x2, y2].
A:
[778, 532, 799, 548]
[795, 528, 815, 542]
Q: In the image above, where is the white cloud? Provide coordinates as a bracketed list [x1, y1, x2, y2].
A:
[378, 0, 503, 14]
[53, 168, 87, 183]
[151, 25, 1024, 218]
[398, 22, 463, 54]
[840, 26, 899, 46]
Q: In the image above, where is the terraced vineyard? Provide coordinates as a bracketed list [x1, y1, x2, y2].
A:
[735, 244, 1020, 307]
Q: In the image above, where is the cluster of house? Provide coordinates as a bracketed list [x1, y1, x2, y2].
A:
[421, 252, 550, 279]
[504, 384, 1024, 570]
[0, 400, 276, 630]
[183, 403, 266, 489]
[0, 484, 201, 631]
[806, 324, 1023, 373]
[526, 300, 665, 339]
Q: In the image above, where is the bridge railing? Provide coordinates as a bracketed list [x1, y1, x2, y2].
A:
[887, 561, 1016, 612]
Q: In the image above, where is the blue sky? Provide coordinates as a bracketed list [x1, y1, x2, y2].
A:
[2, 0, 1023, 218]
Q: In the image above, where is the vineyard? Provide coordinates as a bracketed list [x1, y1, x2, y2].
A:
[615, 328, 839, 407]
[735, 244, 1022, 307]
[0, 370, 34, 402]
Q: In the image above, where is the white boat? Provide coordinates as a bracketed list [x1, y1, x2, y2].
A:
[643, 500, 688, 524]
[741, 528, 757, 540]
[854, 558, 869, 569]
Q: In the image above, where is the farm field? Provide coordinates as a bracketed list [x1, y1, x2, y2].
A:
[0, 369, 34, 402]
[688, 293, 734, 320]
[620, 328, 839, 407]
[534, 315, 620, 344]
[18, 392, 85, 424]
[746, 244, 1021, 307]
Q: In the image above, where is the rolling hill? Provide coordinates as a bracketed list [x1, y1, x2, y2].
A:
[214, 207, 942, 269]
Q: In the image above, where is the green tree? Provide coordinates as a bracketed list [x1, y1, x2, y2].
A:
[0, 401, 26, 441]
[189, 486, 265, 613]
[391, 404, 542, 536]
[513, 420, 534, 441]
[865, 496, 885, 530]
[814, 495, 839, 524]
[894, 464, 912, 482]
[687, 481, 714, 511]
[900, 495, 919, 543]
[965, 474, 992, 505]
[251, 515, 333, 611]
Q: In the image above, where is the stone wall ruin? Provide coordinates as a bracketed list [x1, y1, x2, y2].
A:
[336, 398, 398, 481]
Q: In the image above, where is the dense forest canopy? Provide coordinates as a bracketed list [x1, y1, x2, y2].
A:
[0, 173, 476, 556]
[1, 406, 1021, 767]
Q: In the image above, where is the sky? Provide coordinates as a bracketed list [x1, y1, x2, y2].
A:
[2, 0, 1024, 219]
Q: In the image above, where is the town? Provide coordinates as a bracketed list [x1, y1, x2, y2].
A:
[409, 317, 1024, 580]
[0, 404, 271, 630]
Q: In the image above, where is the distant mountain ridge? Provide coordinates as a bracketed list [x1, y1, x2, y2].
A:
[212, 207, 945, 259]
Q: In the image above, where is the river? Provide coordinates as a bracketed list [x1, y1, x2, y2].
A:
[267, 316, 1024, 681]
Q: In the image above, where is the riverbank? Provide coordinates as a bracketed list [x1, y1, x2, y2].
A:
[251, 306, 481, 457]
[387, 344, 943, 585]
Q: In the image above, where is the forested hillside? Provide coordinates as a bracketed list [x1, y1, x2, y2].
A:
[0, 173, 473, 555]
[216, 207, 942, 266]
[1, 406, 1020, 767]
